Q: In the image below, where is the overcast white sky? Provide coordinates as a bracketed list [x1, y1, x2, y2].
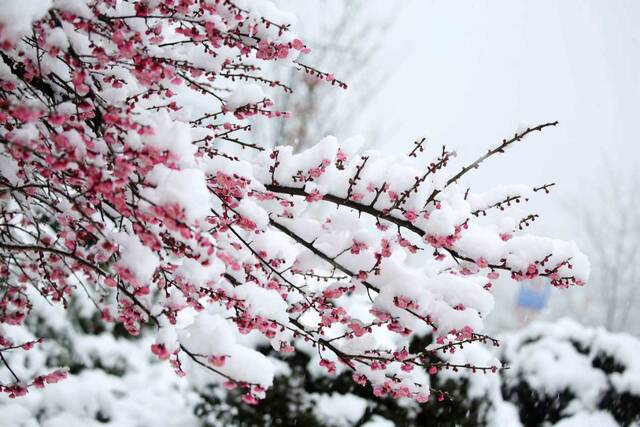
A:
[351, 0, 640, 241]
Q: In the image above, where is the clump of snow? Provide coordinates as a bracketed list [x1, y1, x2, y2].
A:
[0, 1, 52, 44]
[144, 165, 212, 223]
[53, 0, 93, 18]
[179, 312, 275, 388]
[225, 84, 265, 110]
[44, 27, 69, 50]
[552, 411, 618, 427]
[312, 393, 368, 427]
[362, 416, 396, 427]
[236, 198, 269, 229]
[139, 111, 197, 168]
[233, 284, 289, 324]
[112, 233, 159, 283]
[175, 258, 224, 288]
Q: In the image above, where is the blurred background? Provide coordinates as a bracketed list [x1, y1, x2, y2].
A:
[272, 0, 640, 337]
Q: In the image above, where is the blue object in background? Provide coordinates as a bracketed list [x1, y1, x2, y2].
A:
[517, 277, 550, 310]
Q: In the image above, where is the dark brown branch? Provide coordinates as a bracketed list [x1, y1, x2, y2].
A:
[425, 122, 559, 206]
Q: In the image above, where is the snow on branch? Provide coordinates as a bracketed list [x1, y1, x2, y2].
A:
[0, 0, 587, 406]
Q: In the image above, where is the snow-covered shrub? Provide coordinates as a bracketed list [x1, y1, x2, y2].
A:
[0, 292, 199, 427]
[499, 319, 640, 426]
[0, 0, 588, 413]
[194, 320, 640, 426]
[194, 332, 492, 426]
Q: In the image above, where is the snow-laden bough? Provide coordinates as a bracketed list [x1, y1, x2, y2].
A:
[0, 0, 587, 404]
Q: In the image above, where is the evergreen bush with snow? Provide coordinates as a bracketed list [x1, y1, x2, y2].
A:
[499, 319, 640, 426]
[195, 320, 640, 426]
[0, 0, 595, 424]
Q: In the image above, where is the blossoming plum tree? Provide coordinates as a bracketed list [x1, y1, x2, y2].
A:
[0, 0, 588, 405]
